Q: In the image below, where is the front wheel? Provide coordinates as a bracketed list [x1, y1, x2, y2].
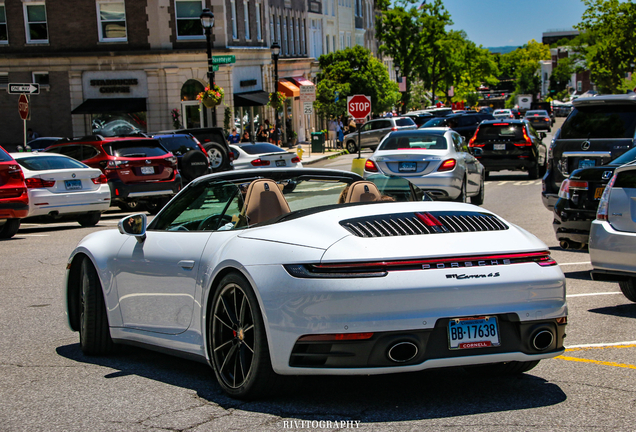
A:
[464, 360, 539, 376]
[79, 257, 114, 355]
[346, 140, 358, 154]
[209, 272, 279, 399]
[0, 218, 21, 239]
[619, 278, 636, 302]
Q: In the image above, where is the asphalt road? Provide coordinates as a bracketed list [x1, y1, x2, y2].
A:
[2, 118, 636, 431]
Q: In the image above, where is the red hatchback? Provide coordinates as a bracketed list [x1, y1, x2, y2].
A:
[46, 136, 182, 212]
[0, 146, 28, 239]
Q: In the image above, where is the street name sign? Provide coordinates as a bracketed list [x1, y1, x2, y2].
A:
[8, 83, 40, 95]
[212, 55, 236, 64]
[18, 94, 29, 120]
[347, 94, 372, 120]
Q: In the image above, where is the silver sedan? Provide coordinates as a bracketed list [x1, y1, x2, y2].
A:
[363, 128, 485, 204]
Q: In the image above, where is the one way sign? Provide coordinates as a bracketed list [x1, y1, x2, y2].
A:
[8, 83, 40, 95]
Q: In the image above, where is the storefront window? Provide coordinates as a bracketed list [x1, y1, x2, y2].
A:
[92, 113, 147, 137]
[181, 79, 204, 101]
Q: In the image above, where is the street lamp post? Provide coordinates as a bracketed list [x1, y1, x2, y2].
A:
[271, 42, 281, 141]
[200, 8, 217, 127]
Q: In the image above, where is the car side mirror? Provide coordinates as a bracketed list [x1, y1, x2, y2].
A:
[118, 214, 147, 243]
[540, 132, 546, 139]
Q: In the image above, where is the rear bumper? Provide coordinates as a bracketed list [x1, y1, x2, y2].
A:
[366, 170, 460, 200]
[26, 185, 111, 217]
[589, 220, 636, 275]
[108, 174, 182, 202]
[552, 201, 596, 244]
[478, 156, 536, 172]
[0, 200, 29, 219]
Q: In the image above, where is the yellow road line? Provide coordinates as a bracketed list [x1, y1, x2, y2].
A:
[556, 356, 636, 370]
[565, 342, 636, 351]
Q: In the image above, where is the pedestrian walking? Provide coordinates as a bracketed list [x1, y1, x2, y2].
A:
[227, 128, 240, 144]
[327, 117, 337, 147]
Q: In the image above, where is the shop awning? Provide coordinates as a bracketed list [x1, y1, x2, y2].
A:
[278, 79, 300, 98]
[71, 98, 147, 114]
[233, 90, 269, 107]
[292, 76, 315, 87]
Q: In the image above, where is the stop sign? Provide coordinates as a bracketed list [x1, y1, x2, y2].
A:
[18, 94, 29, 120]
[347, 95, 372, 119]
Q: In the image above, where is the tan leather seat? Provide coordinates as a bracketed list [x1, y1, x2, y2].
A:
[345, 181, 382, 203]
[242, 179, 291, 225]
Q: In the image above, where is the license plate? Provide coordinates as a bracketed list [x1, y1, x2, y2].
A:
[276, 160, 286, 167]
[579, 159, 596, 169]
[594, 187, 605, 199]
[493, 144, 506, 150]
[64, 180, 82, 190]
[141, 166, 154, 175]
[448, 316, 500, 350]
[399, 162, 417, 172]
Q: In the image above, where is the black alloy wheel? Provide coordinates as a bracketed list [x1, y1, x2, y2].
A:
[79, 257, 114, 355]
[209, 273, 279, 399]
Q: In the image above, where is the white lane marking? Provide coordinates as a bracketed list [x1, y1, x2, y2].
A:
[566, 341, 636, 349]
[559, 261, 592, 266]
[497, 181, 509, 185]
[566, 292, 622, 298]
[16, 234, 50, 237]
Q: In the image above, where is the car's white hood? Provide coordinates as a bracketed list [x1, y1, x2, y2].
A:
[237, 202, 548, 261]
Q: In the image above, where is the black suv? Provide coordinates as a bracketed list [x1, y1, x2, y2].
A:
[542, 94, 636, 211]
[420, 112, 494, 140]
[153, 134, 210, 182]
[553, 146, 636, 249]
[159, 127, 233, 173]
[468, 119, 547, 179]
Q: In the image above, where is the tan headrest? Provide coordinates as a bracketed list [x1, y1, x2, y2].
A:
[242, 179, 291, 225]
[345, 181, 382, 203]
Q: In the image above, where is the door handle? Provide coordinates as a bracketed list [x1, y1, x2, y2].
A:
[178, 260, 195, 269]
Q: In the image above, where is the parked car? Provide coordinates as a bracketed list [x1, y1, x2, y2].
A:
[363, 129, 484, 203]
[160, 127, 233, 173]
[0, 146, 28, 239]
[23, 137, 67, 151]
[552, 146, 636, 249]
[523, 110, 551, 132]
[589, 162, 636, 301]
[64, 167, 567, 399]
[344, 117, 417, 154]
[542, 94, 636, 211]
[420, 112, 495, 140]
[45, 136, 181, 213]
[153, 133, 210, 182]
[229, 143, 302, 170]
[11, 152, 110, 226]
[493, 109, 514, 120]
[468, 119, 548, 180]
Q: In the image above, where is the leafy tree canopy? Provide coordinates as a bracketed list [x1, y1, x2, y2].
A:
[314, 46, 401, 117]
[500, 40, 550, 95]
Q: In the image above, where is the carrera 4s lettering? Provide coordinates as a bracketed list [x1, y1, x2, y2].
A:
[446, 272, 500, 280]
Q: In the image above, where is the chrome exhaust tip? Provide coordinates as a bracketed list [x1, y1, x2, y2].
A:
[387, 341, 418, 363]
[532, 330, 554, 351]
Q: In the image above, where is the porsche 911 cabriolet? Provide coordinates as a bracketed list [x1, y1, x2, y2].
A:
[64, 168, 567, 399]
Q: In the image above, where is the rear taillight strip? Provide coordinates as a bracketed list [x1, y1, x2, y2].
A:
[284, 252, 557, 278]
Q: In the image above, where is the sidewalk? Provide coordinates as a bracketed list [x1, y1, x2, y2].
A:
[290, 141, 348, 165]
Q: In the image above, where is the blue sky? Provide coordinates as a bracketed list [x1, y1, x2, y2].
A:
[442, 0, 588, 48]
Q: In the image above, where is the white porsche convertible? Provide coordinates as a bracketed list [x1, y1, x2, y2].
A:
[65, 168, 567, 399]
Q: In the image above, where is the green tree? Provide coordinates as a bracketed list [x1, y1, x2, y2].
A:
[501, 39, 550, 96]
[549, 57, 575, 95]
[577, 0, 636, 93]
[314, 46, 401, 117]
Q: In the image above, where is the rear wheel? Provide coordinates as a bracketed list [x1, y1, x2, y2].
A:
[118, 199, 144, 212]
[470, 173, 485, 205]
[205, 143, 228, 172]
[77, 212, 101, 227]
[0, 218, 21, 239]
[79, 257, 114, 355]
[346, 140, 358, 154]
[455, 178, 467, 202]
[619, 278, 636, 302]
[209, 272, 281, 399]
[464, 360, 540, 376]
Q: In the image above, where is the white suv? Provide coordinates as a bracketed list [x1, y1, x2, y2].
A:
[589, 161, 636, 301]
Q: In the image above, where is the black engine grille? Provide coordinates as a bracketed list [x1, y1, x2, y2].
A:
[340, 211, 509, 238]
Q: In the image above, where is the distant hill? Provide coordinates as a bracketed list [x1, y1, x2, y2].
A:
[486, 46, 522, 54]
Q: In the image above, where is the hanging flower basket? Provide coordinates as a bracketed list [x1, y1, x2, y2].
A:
[268, 91, 287, 110]
[197, 84, 224, 108]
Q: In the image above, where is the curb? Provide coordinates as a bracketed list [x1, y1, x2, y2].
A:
[302, 149, 348, 165]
